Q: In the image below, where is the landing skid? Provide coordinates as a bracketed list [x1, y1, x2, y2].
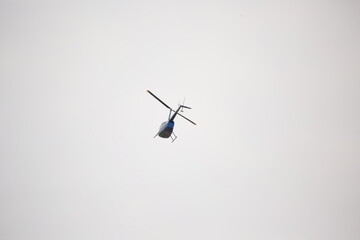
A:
[153, 132, 178, 143]
[170, 132, 177, 143]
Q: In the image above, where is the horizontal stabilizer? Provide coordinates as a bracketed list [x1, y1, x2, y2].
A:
[181, 105, 191, 109]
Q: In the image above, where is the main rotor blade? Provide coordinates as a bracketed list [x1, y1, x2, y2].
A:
[147, 90, 172, 110]
[172, 110, 197, 125]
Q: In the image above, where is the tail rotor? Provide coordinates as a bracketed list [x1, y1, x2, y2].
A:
[181, 98, 186, 112]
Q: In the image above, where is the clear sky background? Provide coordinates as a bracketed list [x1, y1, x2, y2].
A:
[1, 0, 359, 239]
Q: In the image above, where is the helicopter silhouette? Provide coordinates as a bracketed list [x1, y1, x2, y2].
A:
[147, 90, 196, 142]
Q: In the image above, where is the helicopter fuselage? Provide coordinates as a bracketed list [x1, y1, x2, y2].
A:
[147, 90, 195, 142]
[158, 120, 175, 138]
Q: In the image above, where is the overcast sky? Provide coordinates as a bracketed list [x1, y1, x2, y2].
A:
[1, 0, 359, 239]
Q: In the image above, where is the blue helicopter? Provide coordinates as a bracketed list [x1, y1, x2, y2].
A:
[147, 90, 196, 142]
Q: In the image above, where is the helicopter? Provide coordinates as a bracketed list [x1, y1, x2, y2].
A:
[147, 90, 196, 142]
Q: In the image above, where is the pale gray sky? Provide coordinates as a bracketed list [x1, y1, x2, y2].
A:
[1, 0, 359, 239]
